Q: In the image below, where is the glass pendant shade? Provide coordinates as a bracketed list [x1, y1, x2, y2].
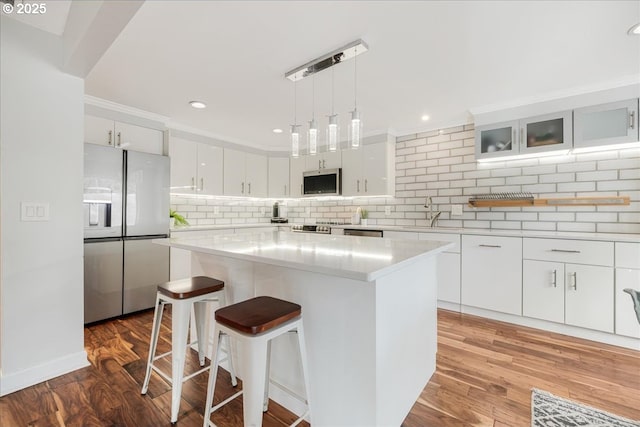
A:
[308, 119, 318, 155]
[349, 109, 362, 149]
[291, 125, 300, 158]
[327, 114, 339, 152]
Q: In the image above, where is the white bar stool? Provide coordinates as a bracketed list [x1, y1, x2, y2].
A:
[141, 276, 237, 423]
[203, 296, 311, 427]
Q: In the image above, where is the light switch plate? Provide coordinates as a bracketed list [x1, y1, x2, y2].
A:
[385, 206, 392, 215]
[21, 202, 50, 221]
[451, 204, 463, 216]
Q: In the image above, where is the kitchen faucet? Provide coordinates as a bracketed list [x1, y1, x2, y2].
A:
[424, 197, 442, 227]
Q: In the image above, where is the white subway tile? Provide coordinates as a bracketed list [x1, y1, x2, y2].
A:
[426, 181, 450, 189]
[452, 179, 477, 188]
[539, 212, 574, 222]
[396, 176, 416, 184]
[439, 188, 463, 196]
[406, 183, 428, 190]
[506, 175, 538, 185]
[522, 165, 556, 175]
[438, 140, 464, 150]
[619, 212, 640, 223]
[464, 170, 491, 179]
[463, 220, 491, 229]
[451, 163, 477, 172]
[416, 130, 439, 138]
[416, 159, 439, 168]
[415, 144, 439, 153]
[441, 126, 466, 134]
[523, 221, 556, 231]
[427, 134, 451, 144]
[405, 153, 427, 161]
[476, 177, 506, 186]
[429, 165, 450, 174]
[427, 150, 450, 159]
[491, 167, 521, 178]
[597, 180, 640, 191]
[491, 221, 521, 230]
[539, 173, 575, 183]
[557, 161, 596, 173]
[477, 212, 505, 220]
[439, 156, 464, 166]
[396, 134, 417, 143]
[490, 185, 523, 193]
[598, 158, 640, 170]
[575, 212, 618, 222]
[451, 147, 475, 156]
[556, 222, 596, 232]
[506, 212, 537, 221]
[396, 147, 416, 156]
[620, 169, 640, 179]
[406, 167, 428, 176]
[396, 161, 416, 170]
[597, 222, 640, 233]
[557, 182, 596, 192]
[575, 170, 617, 181]
[438, 172, 463, 181]
[403, 138, 427, 148]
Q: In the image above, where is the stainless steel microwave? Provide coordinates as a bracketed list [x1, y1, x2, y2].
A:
[303, 168, 342, 196]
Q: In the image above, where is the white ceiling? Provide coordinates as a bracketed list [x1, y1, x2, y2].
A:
[82, 1, 640, 151]
[4, 0, 72, 35]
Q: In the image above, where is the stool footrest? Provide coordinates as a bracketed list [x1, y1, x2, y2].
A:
[211, 389, 244, 413]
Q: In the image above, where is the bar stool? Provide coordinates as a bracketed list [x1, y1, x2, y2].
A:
[203, 296, 311, 427]
[141, 276, 237, 423]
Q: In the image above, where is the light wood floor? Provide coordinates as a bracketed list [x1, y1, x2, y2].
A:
[1, 309, 638, 426]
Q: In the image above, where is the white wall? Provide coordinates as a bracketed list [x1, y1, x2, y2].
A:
[0, 17, 87, 395]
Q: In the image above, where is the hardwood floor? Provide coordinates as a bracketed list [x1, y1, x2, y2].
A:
[1, 309, 638, 426]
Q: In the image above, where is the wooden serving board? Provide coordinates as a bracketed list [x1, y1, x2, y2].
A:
[468, 196, 630, 208]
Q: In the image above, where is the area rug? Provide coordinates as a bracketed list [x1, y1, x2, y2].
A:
[531, 389, 639, 427]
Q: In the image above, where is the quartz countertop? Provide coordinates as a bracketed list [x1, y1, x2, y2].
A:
[155, 231, 452, 281]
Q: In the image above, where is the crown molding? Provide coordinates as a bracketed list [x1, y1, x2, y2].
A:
[84, 95, 171, 124]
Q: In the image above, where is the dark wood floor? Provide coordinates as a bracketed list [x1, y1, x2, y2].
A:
[1, 308, 639, 426]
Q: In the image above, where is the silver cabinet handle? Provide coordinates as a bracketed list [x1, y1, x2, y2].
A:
[520, 128, 524, 147]
[569, 272, 577, 290]
[319, 160, 321, 169]
[357, 179, 360, 192]
[365, 179, 368, 192]
[108, 130, 113, 145]
[200, 177, 204, 191]
[191, 177, 195, 191]
[512, 129, 516, 146]
[479, 244, 501, 248]
[248, 182, 251, 194]
[300, 183, 302, 194]
[551, 269, 557, 288]
[323, 159, 326, 168]
[551, 249, 581, 253]
[117, 132, 122, 147]
[630, 111, 636, 129]
[241, 182, 244, 194]
[284, 185, 287, 195]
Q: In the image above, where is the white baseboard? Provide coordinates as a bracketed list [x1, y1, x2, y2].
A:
[0, 350, 89, 396]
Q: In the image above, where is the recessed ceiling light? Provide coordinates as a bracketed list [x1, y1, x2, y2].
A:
[189, 101, 207, 109]
[273, 128, 283, 134]
[628, 23, 640, 35]
[421, 115, 430, 121]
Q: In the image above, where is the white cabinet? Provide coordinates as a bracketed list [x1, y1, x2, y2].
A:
[223, 149, 268, 197]
[341, 141, 395, 196]
[461, 235, 522, 315]
[615, 242, 640, 338]
[420, 232, 461, 305]
[305, 150, 341, 171]
[268, 157, 290, 198]
[523, 238, 614, 333]
[574, 99, 639, 149]
[475, 110, 572, 160]
[85, 115, 164, 155]
[169, 137, 223, 195]
[289, 156, 306, 198]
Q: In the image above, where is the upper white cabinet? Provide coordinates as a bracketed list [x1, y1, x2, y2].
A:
[341, 141, 395, 196]
[461, 235, 522, 315]
[223, 149, 267, 197]
[573, 99, 639, 149]
[305, 150, 342, 171]
[289, 156, 306, 198]
[268, 157, 290, 198]
[169, 137, 223, 195]
[475, 110, 572, 160]
[85, 115, 163, 155]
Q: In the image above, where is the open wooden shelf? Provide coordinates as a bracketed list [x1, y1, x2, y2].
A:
[468, 196, 630, 208]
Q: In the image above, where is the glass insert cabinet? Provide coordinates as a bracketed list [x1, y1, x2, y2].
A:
[573, 99, 639, 149]
[475, 111, 572, 160]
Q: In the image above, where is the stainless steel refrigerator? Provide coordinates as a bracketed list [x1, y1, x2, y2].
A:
[83, 144, 170, 324]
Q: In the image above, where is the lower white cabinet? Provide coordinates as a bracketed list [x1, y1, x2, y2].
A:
[461, 235, 522, 315]
[420, 232, 461, 305]
[523, 238, 615, 333]
[615, 242, 640, 339]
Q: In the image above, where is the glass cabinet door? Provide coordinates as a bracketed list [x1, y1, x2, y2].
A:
[475, 121, 519, 160]
[573, 99, 639, 149]
[520, 111, 572, 154]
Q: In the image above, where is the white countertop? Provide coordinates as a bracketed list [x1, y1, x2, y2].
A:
[156, 231, 452, 281]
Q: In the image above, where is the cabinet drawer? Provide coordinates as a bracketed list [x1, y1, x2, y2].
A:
[523, 238, 613, 266]
[419, 232, 460, 253]
[615, 242, 640, 269]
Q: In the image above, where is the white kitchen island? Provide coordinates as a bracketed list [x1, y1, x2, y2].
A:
[155, 231, 451, 426]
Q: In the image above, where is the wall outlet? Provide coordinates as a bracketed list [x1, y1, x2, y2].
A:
[21, 201, 49, 221]
[385, 206, 392, 215]
[451, 204, 463, 216]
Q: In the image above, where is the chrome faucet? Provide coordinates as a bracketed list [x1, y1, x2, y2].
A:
[424, 197, 442, 227]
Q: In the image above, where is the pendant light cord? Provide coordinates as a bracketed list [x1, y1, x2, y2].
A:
[354, 46, 358, 109]
[294, 79, 297, 125]
[331, 65, 335, 115]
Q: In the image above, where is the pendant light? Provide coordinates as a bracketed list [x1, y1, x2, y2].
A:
[349, 45, 362, 149]
[326, 66, 339, 152]
[291, 80, 300, 158]
[308, 73, 318, 156]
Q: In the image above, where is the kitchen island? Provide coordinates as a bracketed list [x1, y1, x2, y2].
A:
[155, 231, 451, 426]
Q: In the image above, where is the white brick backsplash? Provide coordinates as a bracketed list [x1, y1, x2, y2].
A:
[557, 182, 596, 192]
[492, 221, 521, 230]
[427, 181, 450, 189]
[396, 161, 416, 169]
[522, 183, 556, 193]
[463, 220, 490, 229]
[539, 173, 575, 183]
[451, 163, 476, 172]
[620, 169, 640, 179]
[522, 165, 556, 175]
[427, 150, 450, 159]
[597, 222, 640, 233]
[598, 158, 640, 170]
[490, 185, 523, 193]
[506, 175, 538, 185]
[406, 167, 428, 176]
[557, 222, 596, 232]
[539, 212, 574, 222]
[404, 138, 427, 148]
[464, 170, 491, 179]
[406, 183, 427, 190]
[396, 176, 416, 184]
[523, 221, 556, 231]
[439, 188, 463, 196]
[575, 170, 618, 181]
[439, 156, 463, 166]
[506, 212, 538, 221]
[439, 172, 463, 181]
[597, 180, 640, 191]
[575, 212, 618, 222]
[429, 165, 450, 174]
[477, 212, 505, 220]
[405, 153, 427, 161]
[427, 134, 451, 144]
[557, 161, 596, 173]
[477, 177, 505, 187]
[619, 147, 640, 158]
[416, 144, 439, 153]
[396, 147, 416, 156]
[491, 167, 521, 178]
[619, 212, 640, 223]
[451, 147, 475, 156]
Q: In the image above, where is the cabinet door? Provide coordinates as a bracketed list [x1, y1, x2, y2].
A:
[363, 142, 392, 195]
[565, 264, 614, 333]
[197, 144, 223, 196]
[245, 152, 267, 197]
[169, 137, 197, 194]
[523, 260, 565, 323]
[520, 110, 572, 154]
[323, 150, 342, 169]
[341, 148, 363, 196]
[305, 154, 324, 171]
[289, 156, 306, 197]
[85, 115, 115, 147]
[574, 99, 639, 149]
[223, 148, 246, 196]
[475, 121, 519, 160]
[268, 157, 290, 197]
[115, 121, 164, 155]
[615, 268, 640, 338]
[438, 252, 461, 304]
[461, 235, 522, 315]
